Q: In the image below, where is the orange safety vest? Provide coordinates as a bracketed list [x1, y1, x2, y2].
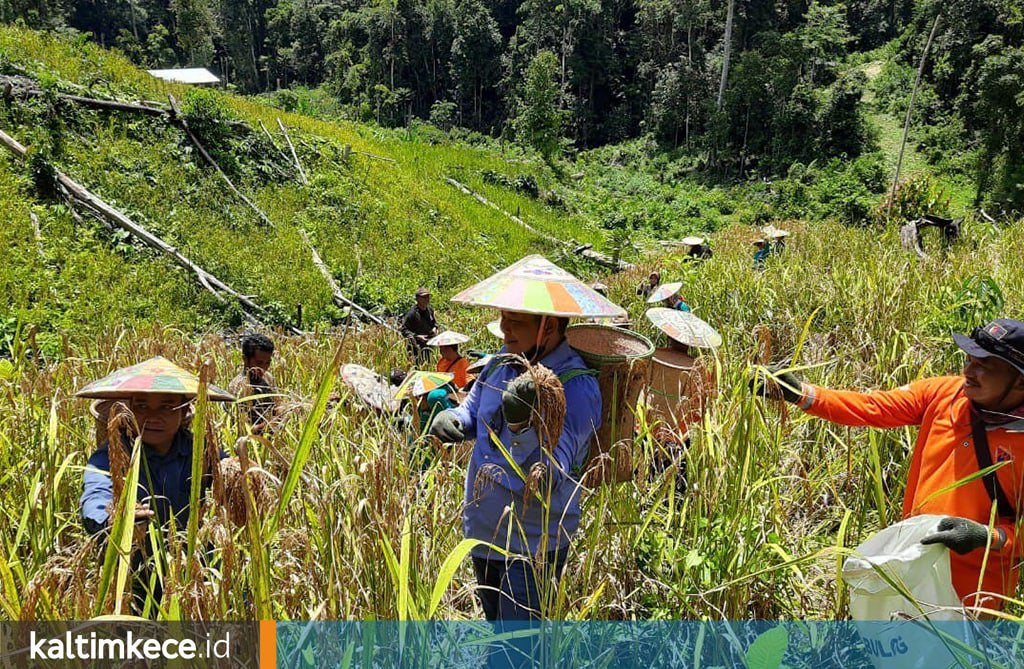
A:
[801, 376, 1024, 609]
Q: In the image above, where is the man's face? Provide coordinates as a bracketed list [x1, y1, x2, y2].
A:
[416, 294, 430, 310]
[245, 350, 273, 374]
[964, 355, 1024, 409]
[649, 273, 660, 286]
[500, 311, 542, 356]
[129, 393, 186, 447]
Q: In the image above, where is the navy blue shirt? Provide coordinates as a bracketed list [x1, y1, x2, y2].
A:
[80, 429, 221, 535]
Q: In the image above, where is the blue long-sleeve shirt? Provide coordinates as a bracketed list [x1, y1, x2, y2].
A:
[451, 339, 601, 558]
[80, 429, 221, 535]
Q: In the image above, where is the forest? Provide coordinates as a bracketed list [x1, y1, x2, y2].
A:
[3, 0, 1022, 212]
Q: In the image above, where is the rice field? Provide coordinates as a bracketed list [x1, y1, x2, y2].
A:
[2, 215, 1022, 622]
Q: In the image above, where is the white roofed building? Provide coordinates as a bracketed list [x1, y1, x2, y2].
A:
[146, 68, 221, 86]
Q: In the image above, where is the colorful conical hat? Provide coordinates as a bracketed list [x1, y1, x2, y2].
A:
[486, 320, 504, 339]
[646, 281, 683, 304]
[393, 370, 455, 400]
[427, 330, 470, 347]
[681, 236, 706, 246]
[450, 255, 626, 319]
[341, 364, 400, 413]
[75, 356, 234, 401]
[646, 308, 722, 349]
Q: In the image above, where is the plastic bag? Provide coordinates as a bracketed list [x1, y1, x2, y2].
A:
[843, 515, 969, 669]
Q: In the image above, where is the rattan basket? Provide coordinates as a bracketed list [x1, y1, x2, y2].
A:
[566, 324, 654, 484]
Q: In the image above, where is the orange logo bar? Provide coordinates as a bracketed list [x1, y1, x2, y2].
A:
[259, 620, 276, 669]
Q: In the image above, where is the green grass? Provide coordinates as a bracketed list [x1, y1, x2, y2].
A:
[2, 216, 1023, 622]
[2, 26, 1023, 626]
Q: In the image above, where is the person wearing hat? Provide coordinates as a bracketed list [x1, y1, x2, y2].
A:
[644, 309, 721, 494]
[762, 226, 790, 256]
[77, 357, 234, 536]
[751, 319, 1024, 610]
[646, 281, 691, 313]
[682, 236, 713, 261]
[402, 287, 438, 365]
[752, 237, 774, 270]
[428, 255, 620, 621]
[637, 271, 661, 300]
[429, 330, 471, 389]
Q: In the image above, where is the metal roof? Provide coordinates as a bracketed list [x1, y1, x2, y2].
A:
[146, 68, 221, 85]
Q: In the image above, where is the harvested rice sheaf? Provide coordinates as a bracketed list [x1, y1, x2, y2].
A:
[525, 363, 566, 451]
[216, 457, 275, 526]
[105, 401, 137, 508]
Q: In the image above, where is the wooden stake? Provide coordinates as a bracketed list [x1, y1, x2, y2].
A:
[889, 12, 942, 213]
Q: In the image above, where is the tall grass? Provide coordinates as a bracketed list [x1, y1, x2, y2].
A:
[2, 214, 1022, 621]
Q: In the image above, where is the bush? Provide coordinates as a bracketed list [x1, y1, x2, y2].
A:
[875, 173, 951, 223]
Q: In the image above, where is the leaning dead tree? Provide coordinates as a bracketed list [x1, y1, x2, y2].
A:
[445, 177, 633, 272]
[0, 126, 302, 334]
[899, 214, 962, 259]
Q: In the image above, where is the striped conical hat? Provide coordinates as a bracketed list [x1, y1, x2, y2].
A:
[75, 356, 234, 401]
[451, 255, 626, 318]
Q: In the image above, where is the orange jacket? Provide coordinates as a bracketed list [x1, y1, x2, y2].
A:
[800, 376, 1024, 608]
[436, 356, 469, 389]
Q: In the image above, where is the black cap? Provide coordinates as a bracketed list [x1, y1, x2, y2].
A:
[953, 319, 1024, 375]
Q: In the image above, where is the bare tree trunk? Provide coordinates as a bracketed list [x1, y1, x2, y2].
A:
[889, 12, 941, 212]
[716, 0, 735, 110]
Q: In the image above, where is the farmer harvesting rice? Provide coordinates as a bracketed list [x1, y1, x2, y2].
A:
[636, 271, 661, 299]
[644, 309, 721, 492]
[752, 238, 770, 270]
[763, 225, 790, 255]
[682, 236, 713, 261]
[429, 330, 471, 389]
[394, 370, 457, 433]
[429, 255, 625, 620]
[228, 333, 279, 434]
[77, 357, 234, 535]
[402, 287, 438, 365]
[647, 281, 691, 312]
[752, 319, 1024, 610]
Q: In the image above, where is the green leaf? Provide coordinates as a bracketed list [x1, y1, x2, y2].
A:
[745, 626, 788, 669]
[427, 538, 489, 618]
[266, 342, 345, 538]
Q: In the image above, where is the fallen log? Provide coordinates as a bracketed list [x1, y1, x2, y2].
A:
[0, 125, 297, 334]
[168, 94, 274, 228]
[444, 177, 633, 271]
[277, 118, 307, 185]
[0, 74, 248, 131]
[343, 144, 397, 164]
[298, 229, 398, 333]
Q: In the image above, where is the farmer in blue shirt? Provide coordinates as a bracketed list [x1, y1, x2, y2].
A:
[428, 255, 622, 621]
[432, 311, 600, 620]
[77, 357, 234, 535]
[646, 281, 691, 313]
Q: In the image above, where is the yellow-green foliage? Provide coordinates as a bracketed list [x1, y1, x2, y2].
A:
[0, 25, 602, 339]
[2, 216, 1022, 621]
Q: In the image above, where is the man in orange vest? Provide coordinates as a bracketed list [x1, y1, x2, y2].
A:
[753, 319, 1024, 610]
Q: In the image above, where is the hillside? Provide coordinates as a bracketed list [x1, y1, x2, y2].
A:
[0, 26, 638, 352]
[4, 27, 1024, 626]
